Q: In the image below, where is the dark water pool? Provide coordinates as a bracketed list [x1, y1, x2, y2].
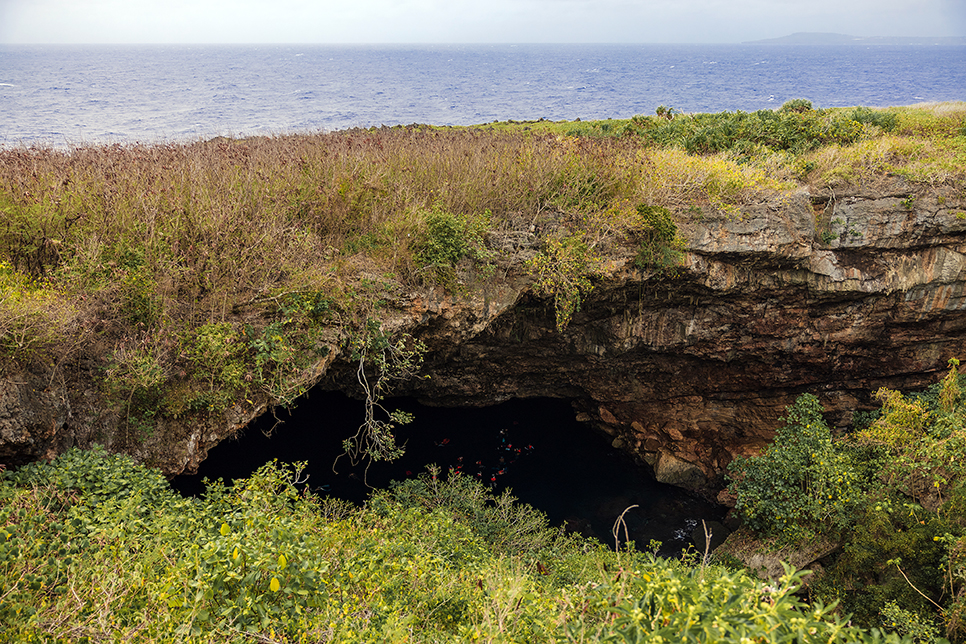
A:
[171, 390, 725, 556]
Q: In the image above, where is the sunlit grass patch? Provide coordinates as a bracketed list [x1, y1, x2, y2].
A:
[0, 260, 79, 360]
[809, 133, 966, 187]
[639, 147, 795, 214]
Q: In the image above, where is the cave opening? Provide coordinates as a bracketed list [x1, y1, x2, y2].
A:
[172, 390, 726, 556]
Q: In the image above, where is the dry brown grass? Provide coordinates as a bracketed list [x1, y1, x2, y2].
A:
[0, 129, 683, 425]
[0, 111, 961, 421]
[0, 127, 762, 334]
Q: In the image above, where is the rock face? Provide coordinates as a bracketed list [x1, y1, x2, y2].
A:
[387, 182, 966, 493]
[3, 180, 966, 495]
[0, 370, 72, 467]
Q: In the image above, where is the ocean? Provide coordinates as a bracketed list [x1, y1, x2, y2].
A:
[1, 43, 964, 147]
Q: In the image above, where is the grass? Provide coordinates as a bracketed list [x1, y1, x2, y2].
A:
[0, 102, 963, 437]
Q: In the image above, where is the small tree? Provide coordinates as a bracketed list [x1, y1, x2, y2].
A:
[526, 234, 596, 331]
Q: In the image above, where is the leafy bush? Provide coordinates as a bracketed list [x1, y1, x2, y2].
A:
[377, 465, 557, 558]
[9, 444, 172, 506]
[862, 387, 932, 450]
[633, 204, 687, 275]
[728, 393, 866, 541]
[413, 205, 469, 269]
[858, 361, 966, 505]
[113, 248, 161, 327]
[527, 233, 597, 330]
[0, 192, 76, 278]
[570, 562, 910, 644]
[881, 600, 943, 644]
[0, 446, 915, 643]
[848, 106, 900, 132]
[780, 98, 814, 114]
[411, 205, 494, 288]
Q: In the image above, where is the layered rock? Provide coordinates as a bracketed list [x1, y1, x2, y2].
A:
[386, 182, 966, 493]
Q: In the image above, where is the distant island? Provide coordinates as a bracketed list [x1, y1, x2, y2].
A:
[744, 32, 966, 45]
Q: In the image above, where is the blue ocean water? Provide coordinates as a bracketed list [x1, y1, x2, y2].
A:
[1, 43, 964, 147]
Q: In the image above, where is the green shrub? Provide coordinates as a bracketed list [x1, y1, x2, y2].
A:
[728, 393, 867, 541]
[848, 106, 899, 132]
[414, 205, 469, 269]
[527, 233, 596, 331]
[881, 601, 943, 644]
[238, 290, 333, 407]
[178, 322, 249, 414]
[633, 204, 687, 275]
[780, 98, 814, 114]
[412, 205, 493, 288]
[8, 444, 172, 506]
[738, 362, 966, 640]
[377, 465, 557, 558]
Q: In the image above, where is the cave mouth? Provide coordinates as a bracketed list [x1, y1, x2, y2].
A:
[172, 390, 726, 556]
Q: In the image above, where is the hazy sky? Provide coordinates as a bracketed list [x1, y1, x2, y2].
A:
[1, 0, 964, 44]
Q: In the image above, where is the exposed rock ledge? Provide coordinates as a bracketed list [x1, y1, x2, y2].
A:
[3, 180, 966, 497]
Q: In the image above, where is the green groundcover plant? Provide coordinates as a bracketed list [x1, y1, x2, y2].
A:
[0, 447, 913, 643]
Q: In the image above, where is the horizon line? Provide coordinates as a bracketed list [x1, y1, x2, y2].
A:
[3, 41, 965, 47]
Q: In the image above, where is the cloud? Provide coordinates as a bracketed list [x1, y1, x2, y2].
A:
[0, 0, 962, 43]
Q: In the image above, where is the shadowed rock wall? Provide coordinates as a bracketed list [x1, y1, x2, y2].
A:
[386, 183, 966, 493]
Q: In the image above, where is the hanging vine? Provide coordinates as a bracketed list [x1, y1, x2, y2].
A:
[333, 319, 427, 483]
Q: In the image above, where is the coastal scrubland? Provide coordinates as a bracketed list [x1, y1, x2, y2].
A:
[2, 101, 966, 642]
[1, 101, 964, 432]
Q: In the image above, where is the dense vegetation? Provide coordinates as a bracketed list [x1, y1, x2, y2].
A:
[0, 448, 913, 642]
[0, 102, 964, 444]
[728, 360, 966, 643]
[9, 366, 966, 642]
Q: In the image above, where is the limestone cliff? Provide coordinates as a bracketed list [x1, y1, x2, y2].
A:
[384, 179, 966, 493]
[3, 179, 966, 496]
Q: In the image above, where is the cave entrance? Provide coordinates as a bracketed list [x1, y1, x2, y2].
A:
[172, 391, 725, 556]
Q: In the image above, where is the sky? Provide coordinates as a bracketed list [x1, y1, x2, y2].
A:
[0, 0, 964, 44]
